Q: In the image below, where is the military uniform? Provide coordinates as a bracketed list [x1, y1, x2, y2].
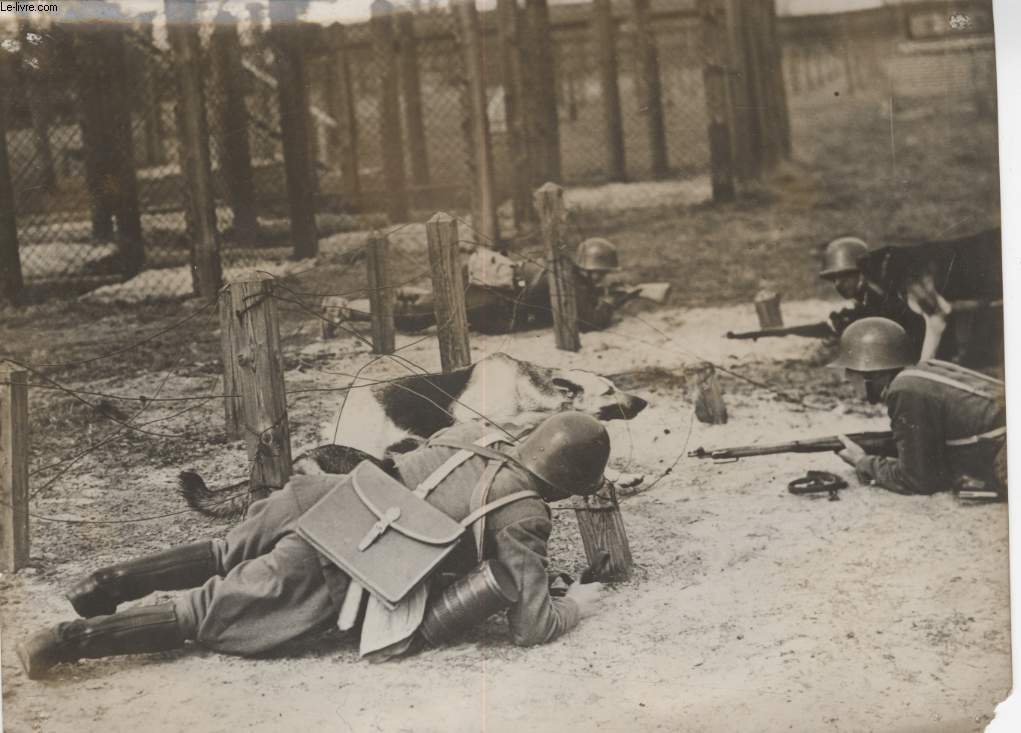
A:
[175, 422, 580, 656]
[830, 279, 926, 353]
[853, 360, 1007, 495]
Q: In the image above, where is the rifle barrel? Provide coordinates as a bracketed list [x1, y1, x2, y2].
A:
[688, 431, 894, 460]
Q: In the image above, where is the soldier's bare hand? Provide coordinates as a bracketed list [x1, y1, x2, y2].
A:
[836, 434, 867, 466]
[565, 581, 605, 619]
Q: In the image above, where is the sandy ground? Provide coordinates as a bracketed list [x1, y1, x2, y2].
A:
[0, 297, 1009, 733]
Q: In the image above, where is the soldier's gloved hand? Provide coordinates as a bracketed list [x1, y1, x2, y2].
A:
[565, 580, 605, 619]
[836, 434, 867, 466]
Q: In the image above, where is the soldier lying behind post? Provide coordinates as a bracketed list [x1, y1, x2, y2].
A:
[18, 412, 611, 680]
[830, 318, 1006, 498]
[332, 238, 670, 336]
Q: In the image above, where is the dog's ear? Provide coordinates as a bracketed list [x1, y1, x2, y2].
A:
[552, 377, 581, 397]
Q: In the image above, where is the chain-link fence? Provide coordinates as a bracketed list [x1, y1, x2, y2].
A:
[1, 0, 997, 307]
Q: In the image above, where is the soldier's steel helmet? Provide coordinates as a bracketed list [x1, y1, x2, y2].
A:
[828, 317, 915, 372]
[820, 236, 868, 279]
[516, 411, 611, 498]
[575, 238, 620, 272]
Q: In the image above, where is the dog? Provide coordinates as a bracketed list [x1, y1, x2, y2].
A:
[180, 352, 648, 519]
[860, 227, 1002, 367]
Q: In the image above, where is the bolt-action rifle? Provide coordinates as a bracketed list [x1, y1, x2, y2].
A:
[725, 320, 836, 341]
[688, 430, 896, 461]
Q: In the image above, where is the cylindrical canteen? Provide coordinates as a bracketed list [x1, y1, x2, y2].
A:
[420, 561, 519, 646]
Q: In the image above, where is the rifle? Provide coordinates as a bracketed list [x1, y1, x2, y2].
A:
[688, 430, 896, 461]
[724, 320, 835, 341]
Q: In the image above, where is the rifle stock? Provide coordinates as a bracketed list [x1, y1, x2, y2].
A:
[725, 321, 835, 341]
[688, 430, 896, 460]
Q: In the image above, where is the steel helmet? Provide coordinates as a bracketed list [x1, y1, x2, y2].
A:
[828, 317, 915, 372]
[820, 237, 868, 279]
[575, 238, 620, 272]
[516, 412, 611, 499]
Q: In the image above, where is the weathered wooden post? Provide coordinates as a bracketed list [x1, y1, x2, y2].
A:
[396, 8, 430, 187]
[270, 2, 319, 259]
[573, 483, 633, 583]
[219, 287, 243, 440]
[632, 0, 669, 179]
[524, 0, 561, 184]
[102, 22, 146, 278]
[496, 0, 533, 228]
[723, 0, 757, 181]
[740, 0, 775, 172]
[699, 0, 736, 202]
[366, 232, 396, 355]
[691, 362, 728, 424]
[454, 0, 499, 245]
[372, 0, 410, 223]
[0, 365, 29, 572]
[70, 25, 114, 241]
[426, 213, 472, 371]
[223, 276, 293, 500]
[210, 10, 260, 247]
[754, 286, 784, 328]
[592, 0, 626, 182]
[166, 0, 223, 298]
[760, 0, 791, 160]
[0, 51, 24, 305]
[325, 24, 361, 198]
[533, 183, 580, 352]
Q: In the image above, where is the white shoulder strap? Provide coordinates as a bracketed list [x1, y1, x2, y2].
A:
[898, 368, 1002, 401]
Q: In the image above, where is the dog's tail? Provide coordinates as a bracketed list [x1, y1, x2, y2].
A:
[177, 471, 251, 521]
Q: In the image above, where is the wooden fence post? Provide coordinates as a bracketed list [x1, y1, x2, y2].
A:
[0, 52, 24, 305]
[270, 3, 319, 259]
[167, 0, 222, 297]
[759, 0, 791, 160]
[691, 362, 728, 424]
[533, 183, 580, 352]
[104, 24, 146, 278]
[573, 485, 633, 583]
[632, 0, 669, 179]
[496, 0, 533, 228]
[219, 287, 243, 440]
[426, 213, 472, 371]
[372, 0, 410, 223]
[699, 0, 736, 202]
[723, 0, 757, 181]
[524, 0, 561, 184]
[396, 8, 430, 187]
[224, 277, 293, 501]
[0, 366, 29, 572]
[325, 25, 361, 198]
[366, 232, 396, 355]
[454, 0, 499, 245]
[592, 0, 626, 182]
[210, 10, 260, 248]
[70, 26, 114, 241]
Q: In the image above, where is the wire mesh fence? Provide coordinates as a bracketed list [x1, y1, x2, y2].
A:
[0, 0, 999, 308]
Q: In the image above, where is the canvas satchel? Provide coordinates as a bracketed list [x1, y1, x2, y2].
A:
[297, 459, 536, 610]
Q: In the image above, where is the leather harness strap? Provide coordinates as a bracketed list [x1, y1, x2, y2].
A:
[414, 432, 507, 499]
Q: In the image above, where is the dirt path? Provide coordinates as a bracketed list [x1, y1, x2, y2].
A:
[1, 301, 1009, 733]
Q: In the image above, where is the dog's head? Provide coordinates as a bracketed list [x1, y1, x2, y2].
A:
[455, 353, 648, 427]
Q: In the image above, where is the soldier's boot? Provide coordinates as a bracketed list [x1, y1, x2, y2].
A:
[65, 541, 218, 618]
[17, 603, 186, 680]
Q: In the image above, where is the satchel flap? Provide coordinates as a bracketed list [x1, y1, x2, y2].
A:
[351, 461, 464, 546]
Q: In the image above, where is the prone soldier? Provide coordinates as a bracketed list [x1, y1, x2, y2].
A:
[819, 236, 926, 350]
[831, 317, 1006, 497]
[18, 412, 612, 679]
